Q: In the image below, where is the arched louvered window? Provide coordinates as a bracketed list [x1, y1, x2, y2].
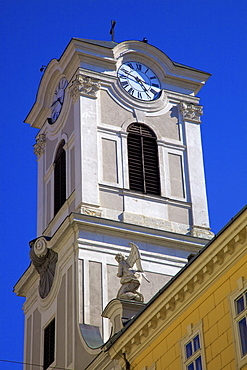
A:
[127, 123, 161, 195]
[54, 140, 66, 215]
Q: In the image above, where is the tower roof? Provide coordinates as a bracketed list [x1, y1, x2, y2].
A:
[72, 37, 210, 75]
[73, 38, 118, 49]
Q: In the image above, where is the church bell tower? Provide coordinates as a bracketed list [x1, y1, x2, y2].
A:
[14, 38, 212, 370]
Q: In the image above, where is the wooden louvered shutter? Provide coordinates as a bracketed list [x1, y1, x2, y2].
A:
[43, 319, 55, 370]
[54, 140, 66, 215]
[127, 124, 160, 195]
[128, 134, 144, 192]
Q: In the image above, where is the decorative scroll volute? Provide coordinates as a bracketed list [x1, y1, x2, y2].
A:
[30, 237, 58, 299]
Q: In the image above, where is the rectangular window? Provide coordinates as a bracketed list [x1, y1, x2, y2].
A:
[54, 141, 66, 216]
[43, 318, 55, 370]
[185, 334, 202, 370]
[180, 322, 205, 370]
[127, 123, 161, 196]
[229, 278, 247, 369]
[235, 291, 247, 357]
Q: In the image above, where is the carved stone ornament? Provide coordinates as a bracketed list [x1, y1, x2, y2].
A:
[180, 102, 203, 123]
[33, 134, 46, 158]
[115, 243, 150, 302]
[69, 75, 101, 102]
[80, 206, 102, 217]
[30, 237, 58, 299]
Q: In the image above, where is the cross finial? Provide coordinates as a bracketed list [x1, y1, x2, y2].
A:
[110, 20, 116, 42]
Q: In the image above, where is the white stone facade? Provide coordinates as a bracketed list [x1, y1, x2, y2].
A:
[15, 38, 213, 370]
[15, 213, 208, 369]
[27, 39, 211, 240]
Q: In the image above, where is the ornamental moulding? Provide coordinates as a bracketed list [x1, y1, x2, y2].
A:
[180, 101, 203, 123]
[34, 134, 46, 158]
[80, 205, 102, 217]
[69, 74, 101, 102]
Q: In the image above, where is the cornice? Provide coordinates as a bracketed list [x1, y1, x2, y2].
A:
[77, 68, 201, 108]
[165, 89, 200, 104]
[60, 38, 116, 71]
[14, 263, 37, 297]
[70, 212, 207, 251]
[14, 211, 208, 299]
[113, 41, 210, 82]
[104, 209, 247, 363]
[25, 39, 209, 129]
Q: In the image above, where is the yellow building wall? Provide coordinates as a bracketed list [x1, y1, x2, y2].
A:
[132, 256, 247, 370]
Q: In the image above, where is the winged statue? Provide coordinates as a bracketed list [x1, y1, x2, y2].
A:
[115, 242, 150, 302]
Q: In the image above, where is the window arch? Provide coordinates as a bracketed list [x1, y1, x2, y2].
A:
[54, 140, 66, 215]
[127, 123, 161, 195]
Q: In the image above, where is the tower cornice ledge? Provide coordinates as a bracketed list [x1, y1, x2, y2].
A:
[70, 212, 209, 251]
[14, 212, 209, 298]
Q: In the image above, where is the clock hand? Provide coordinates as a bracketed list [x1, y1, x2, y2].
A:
[134, 76, 148, 92]
[118, 73, 152, 98]
[118, 73, 142, 85]
[119, 73, 149, 90]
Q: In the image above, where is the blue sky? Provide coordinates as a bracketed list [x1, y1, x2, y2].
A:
[0, 0, 246, 368]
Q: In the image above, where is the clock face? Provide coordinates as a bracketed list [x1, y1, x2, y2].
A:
[49, 77, 68, 124]
[117, 62, 161, 101]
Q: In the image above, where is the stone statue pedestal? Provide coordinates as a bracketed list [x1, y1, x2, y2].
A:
[102, 299, 146, 337]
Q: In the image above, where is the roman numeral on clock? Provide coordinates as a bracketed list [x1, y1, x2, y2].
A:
[121, 81, 129, 88]
[150, 88, 157, 96]
[127, 62, 134, 69]
[127, 87, 134, 95]
[118, 62, 160, 101]
[121, 68, 129, 74]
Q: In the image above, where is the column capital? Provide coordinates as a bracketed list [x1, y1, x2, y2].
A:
[180, 101, 203, 123]
[34, 134, 46, 158]
[69, 74, 101, 102]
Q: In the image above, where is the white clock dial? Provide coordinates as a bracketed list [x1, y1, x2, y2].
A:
[49, 77, 68, 124]
[117, 62, 161, 101]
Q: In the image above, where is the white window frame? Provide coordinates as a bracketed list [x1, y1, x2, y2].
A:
[180, 321, 206, 370]
[229, 277, 247, 369]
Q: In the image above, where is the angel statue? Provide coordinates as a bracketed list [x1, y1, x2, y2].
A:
[115, 242, 150, 302]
